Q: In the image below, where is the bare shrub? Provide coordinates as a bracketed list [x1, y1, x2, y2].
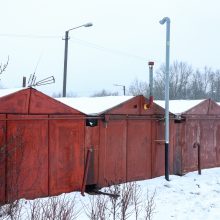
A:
[27, 194, 80, 220]
[107, 184, 121, 220]
[28, 199, 42, 220]
[0, 199, 22, 220]
[120, 182, 135, 220]
[131, 182, 142, 220]
[82, 195, 109, 220]
[43, 195, 80, 220]
[143, 189, 156, 220]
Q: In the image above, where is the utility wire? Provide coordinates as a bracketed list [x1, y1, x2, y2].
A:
[0, 33, 146, 61]
[0, 33, 61, 39]
[71, 37, 146, 61]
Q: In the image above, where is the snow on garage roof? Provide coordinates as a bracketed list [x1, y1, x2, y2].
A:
[0, 87, 25, 98]
[56, 96, 134, 115]
[155, 99, 205, 115]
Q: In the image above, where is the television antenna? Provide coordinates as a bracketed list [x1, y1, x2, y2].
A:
[28, 74, 55, 87]
[27, 55, 55, 87]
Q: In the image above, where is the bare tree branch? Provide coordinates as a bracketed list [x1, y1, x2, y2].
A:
[0, 56, 9, 75]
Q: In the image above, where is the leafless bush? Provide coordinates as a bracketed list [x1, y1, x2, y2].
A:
[131, 182, 142, 220]
[143, 189, 156, 220]
[27, 194, 80, 220]
[107, 184, 121, 220]
[28, 199, 42, 220]
[42, 195, 80, 220]
[0, 199, 22, 220]
[82, 195, 109, 220]
[120, 182, 135, 220]
[95, 196, 109, 220]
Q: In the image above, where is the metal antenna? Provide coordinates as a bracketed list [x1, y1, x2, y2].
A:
[28, 73, 37, 87]
[27, 53, 55, 87]
[28, 54, 43, 87]
[32, 76, 55, 87]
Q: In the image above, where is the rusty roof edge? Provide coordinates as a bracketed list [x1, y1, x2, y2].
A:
[0, 87, 27, 99]
[87, 96, 135, 116]
[29, 87, 86, 115]
[56, 95, 134, 115]
[182, 99, 207, 114]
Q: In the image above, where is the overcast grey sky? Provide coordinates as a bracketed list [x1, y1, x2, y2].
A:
[1, 0, 220, 96]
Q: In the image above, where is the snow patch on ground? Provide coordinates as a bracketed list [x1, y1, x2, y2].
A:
[2, 168, 220, 220]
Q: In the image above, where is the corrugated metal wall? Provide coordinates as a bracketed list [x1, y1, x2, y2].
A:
[173, 99, 220, 175]
[86, 96, 169, 189]
[0, 88, 86, 205]
[3, 89, 220, 205]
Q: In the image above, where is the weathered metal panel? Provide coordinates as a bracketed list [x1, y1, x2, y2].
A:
[152, 119, 174, 177]
[104, 97, 141, 115]
[214, 120, 220, 166]
[200, 120, 216, 168]
[173, 99, 220, 175]
[85, 124, 100, 185]
[208, 100, 220, 114]
[98, 119, 126, 187]
[184, 100, 209, 115]
[169, 121, 175, 175]
[173, 122, 185, 175]
[0, 114, 6, 205]
[6, 115, 48, 202]
[0, 90, 30, 113]
[126, 120, 152, 181]
[49, 116, 84, 196]
[152, 120, 165, 177]
[106, 96, 166, 116]
[182, 119, 200, 173]
[29, 89, 82, 114]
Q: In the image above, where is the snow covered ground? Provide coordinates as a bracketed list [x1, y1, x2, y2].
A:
[2, 168, 220, 220]
[138, 168, 220, 220]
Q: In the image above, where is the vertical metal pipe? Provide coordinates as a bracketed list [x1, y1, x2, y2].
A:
[123, 86, 126, 96]
[81, 148, 93, 196]
[22, 77, 26, 87]
[63, 31, 69, 97]
[198, 143, 201, 175]
[193, 142, 201, 175]
[148, 61, 154, 97]
[145, 61, 154, 109]
[160, 17, 171, 181]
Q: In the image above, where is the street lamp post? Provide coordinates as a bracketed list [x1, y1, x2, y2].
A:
[62, 23, 93, 97]
[159, 17, 171, 181]
[114, 84, 126, 96]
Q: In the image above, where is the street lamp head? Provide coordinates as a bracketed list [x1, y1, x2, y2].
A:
[83, 22, 93, 27]
[159, 17, 170, 25]
[67, 23, 93, 32]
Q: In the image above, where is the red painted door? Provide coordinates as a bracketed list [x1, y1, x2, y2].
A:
[49, 117, 84, 196]
[6, 115, 48, 202]
[182, 119, 200, 173]
[152, 120, 165, 177]
[127, 120, 152, 181]
[98, 120, 127, 187]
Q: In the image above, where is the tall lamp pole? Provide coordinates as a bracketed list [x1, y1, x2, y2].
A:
[62, 22, 93, 97]
[114, 84, 126, 96]
[159, 17, 171, 181]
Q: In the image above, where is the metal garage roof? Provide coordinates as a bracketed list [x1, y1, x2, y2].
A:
[57, 96, 134, 115]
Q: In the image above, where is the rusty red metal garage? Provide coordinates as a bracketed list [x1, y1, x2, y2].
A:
[58, 95, 175, 191]
[3, 88, 219, 205]
[156, 99, 220, 175]
[0, 88, 85, 205]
